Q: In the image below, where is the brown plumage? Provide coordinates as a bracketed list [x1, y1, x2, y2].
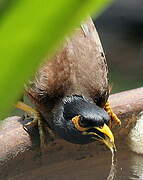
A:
[16, 18, 120, 148]
[27, 18, 109, 125]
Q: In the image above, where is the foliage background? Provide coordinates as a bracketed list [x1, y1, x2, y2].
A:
[0, 0, 110, 119]
[95, 0, 143, 93]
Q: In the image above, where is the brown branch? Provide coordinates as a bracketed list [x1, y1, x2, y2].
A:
[0, 87, 143, 179]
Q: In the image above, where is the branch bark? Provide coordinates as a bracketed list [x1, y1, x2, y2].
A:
[0, 87, 143, 179]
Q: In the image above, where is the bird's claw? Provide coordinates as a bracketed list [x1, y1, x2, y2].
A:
[25, 118, 38, 127]
[104, 101, 121, 127]
[16, 101, 47, 150]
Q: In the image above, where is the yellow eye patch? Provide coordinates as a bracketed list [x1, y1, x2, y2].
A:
[71, 115, 88, 132]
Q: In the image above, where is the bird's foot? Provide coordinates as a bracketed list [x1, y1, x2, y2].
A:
[104, 101, 121, 126]
[16, 101, 46, 149]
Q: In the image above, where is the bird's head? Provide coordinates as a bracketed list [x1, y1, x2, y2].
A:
[53, 95, 115, 150]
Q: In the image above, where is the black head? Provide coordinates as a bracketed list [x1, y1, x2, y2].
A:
[53, 95, 115, 149]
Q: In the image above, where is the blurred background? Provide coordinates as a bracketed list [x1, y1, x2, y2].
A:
[94, 0, 143, 93]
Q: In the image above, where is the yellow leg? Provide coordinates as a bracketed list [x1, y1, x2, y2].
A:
[104, 101, 121, 125]
[16, 101, 46, 148]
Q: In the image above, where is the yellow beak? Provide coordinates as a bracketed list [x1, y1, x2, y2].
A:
[83, 123, 115, 150]
[95, 124, 115, 150]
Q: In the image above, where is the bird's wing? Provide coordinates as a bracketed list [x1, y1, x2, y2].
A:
[26, 18, 109, 108]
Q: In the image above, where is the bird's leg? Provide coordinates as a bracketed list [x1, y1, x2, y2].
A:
[16, 101, 46, 149]
[104, 101, 121, 126]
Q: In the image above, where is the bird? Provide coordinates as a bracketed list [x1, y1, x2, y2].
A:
[16, 18, 120, 151]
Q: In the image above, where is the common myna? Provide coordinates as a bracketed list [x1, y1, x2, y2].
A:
[16, 18, 120, 150]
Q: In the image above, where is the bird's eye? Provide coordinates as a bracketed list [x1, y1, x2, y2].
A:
[71, 115, 88, 132]
[79, 116, 85, 127]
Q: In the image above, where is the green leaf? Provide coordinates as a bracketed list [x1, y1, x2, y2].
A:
[0, 0, 111, 119]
